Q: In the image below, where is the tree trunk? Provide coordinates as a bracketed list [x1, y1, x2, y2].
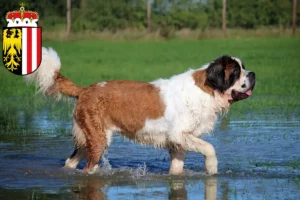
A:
[147, 0, 151, 33]
[293, 0, 297, 36]
[67, 0, 71, 36]
[222, 0, 227, 37]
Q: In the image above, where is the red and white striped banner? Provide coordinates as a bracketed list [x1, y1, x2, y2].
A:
[21, 27, 42, 75]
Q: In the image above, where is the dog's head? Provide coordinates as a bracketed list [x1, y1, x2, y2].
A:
[197, 56, 255, 104]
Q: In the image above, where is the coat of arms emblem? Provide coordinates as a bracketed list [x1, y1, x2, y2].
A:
[3, 3, 42, 75]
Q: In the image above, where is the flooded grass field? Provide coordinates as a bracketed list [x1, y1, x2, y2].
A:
[1, 38, 300, 199]
[1, 107, 300, 199]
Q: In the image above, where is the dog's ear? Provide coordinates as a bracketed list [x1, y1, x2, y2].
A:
[205, 60, 226, 93]
[205, 55, 241, 93]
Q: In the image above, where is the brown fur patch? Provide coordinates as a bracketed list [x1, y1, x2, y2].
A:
[168, 143, 185, 152]
[192, 70, 214, 96]
[48, 72, 86, 98]
[224, 64, 235, 80]
[75, 80, 165, 137]
[72, 80, 165, 171]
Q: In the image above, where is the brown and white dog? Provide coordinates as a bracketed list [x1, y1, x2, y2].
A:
[26, 48, 255, 175]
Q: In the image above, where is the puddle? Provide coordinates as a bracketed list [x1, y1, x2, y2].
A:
[0, 108, 300, 199]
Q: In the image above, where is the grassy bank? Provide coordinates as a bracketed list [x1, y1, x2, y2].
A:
[40, 27, 300, 41]
[1, 38, 300, 125]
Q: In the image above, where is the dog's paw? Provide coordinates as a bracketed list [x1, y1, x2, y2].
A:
[83, 164, 99, 174]
[64, 158, 78, 169]
[205, 156, 218, 175]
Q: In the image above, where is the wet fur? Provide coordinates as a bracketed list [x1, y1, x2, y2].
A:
[26, 48, 255, 175]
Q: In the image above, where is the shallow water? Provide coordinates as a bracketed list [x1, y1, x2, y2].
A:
[0, 109, 300, 200]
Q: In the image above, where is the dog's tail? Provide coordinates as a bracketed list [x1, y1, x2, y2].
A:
[25, 47, 85, 99]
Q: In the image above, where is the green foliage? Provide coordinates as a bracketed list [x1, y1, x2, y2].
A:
[0, 0, 299, 35]
[72, 0, 147, 32]
[227, 0, 293, 29]
[206, 0, 223, 27]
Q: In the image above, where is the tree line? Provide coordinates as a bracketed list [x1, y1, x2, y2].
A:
[1, 0, 299, 33]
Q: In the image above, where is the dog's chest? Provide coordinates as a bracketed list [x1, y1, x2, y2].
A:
[171, 101, 218, 136]
[138, 97, 218, 139]
[135, 74, 219, 144]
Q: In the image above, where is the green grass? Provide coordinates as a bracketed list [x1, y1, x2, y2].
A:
[249, 160, 300, 169]
[1, 38, 300, 124]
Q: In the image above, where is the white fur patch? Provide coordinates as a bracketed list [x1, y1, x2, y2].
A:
[97, 82, 107, 87]
[231, 56, 243, 68]
[64, 148, 86, 169]
[25, 47, 61, 97]
[106, 129, 114, 146]
[200, 63, 210, 70]
[169, 151, 186, 175]
[135, 69, 227, 149]
[72, 119, 86, 147]
[227, 67, 251, 94]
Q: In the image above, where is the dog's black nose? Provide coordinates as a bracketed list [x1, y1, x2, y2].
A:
[248, 72, 255, 79]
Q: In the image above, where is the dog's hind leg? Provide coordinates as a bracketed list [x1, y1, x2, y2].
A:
[65, 147, 86, 169]
[78, 118, 108, 174]
[64, 119, 87, 169]
[83, 131, 107, 174]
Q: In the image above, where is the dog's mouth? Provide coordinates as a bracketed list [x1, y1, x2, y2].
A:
[229, 84, 255, 104]
[231, 89, 252, 100]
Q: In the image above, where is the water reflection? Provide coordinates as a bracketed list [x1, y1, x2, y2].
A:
[72, 178, 106, 200]
[2, 101, 299, 199]
[168, 178, 217, 200]
[72, 177, 217, 200]
[204, 178, 217, 200]
[168, 180, 187, 199]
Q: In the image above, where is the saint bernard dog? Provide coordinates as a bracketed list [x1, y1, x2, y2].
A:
[26, 47, 255, 175]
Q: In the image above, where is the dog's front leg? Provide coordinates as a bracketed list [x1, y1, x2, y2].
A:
[169, 149, 186, 175]
[183, 134, 218, 175]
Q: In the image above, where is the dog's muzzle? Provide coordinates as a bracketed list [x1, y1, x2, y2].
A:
[230, 72, 256, 103]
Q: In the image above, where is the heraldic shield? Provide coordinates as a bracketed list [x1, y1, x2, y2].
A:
[3, 27, 42, 75]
